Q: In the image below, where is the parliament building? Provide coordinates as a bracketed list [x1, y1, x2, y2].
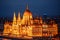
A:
[3, 5, 58, 38]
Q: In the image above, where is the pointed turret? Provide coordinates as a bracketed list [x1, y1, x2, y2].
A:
[12, 12, 16, 25]
[26, 4, 28, 10]
[40, 17, 43, 24]
[17, 12, 21, 25]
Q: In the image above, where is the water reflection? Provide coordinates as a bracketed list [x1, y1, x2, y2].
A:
[0, 38, 59, 40]
[2, 38, 11, 40]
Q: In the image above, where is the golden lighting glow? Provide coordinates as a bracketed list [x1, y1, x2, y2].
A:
[3, 5, 58, 38]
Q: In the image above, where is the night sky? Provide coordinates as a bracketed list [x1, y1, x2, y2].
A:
[0, 0, 60, 18]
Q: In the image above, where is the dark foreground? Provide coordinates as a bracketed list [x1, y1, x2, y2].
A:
[0, 36, 60, 40]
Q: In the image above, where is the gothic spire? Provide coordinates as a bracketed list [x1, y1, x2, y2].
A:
[26, 4, 28, 10]
[13, 12, 16, 25]
[17, 12, 21, 24]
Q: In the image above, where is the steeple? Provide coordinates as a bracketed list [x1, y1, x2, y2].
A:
[26, 4, 28, 10]
[17, 12, 21, 24]
[13, 12, 16, 25]
[18, 12, 21, 20]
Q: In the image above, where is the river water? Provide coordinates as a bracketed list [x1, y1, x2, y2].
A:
[0, 37, 60, 40]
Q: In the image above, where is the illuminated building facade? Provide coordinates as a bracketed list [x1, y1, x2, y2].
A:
[3, 5, 58, 38]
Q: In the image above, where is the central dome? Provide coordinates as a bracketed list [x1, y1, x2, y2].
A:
[24, 9, 32, 16]
[23, 5, 32, 16]
[22, 5, 33, 24]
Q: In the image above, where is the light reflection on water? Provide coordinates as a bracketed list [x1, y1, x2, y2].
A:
[0, 38, 60, 40]
[1, 38, 11, 40]
[1, 38, 32, 40]
[1, 35, 59, 40]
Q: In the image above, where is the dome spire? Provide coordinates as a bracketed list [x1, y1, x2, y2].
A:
[26, 4, 28, 9]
